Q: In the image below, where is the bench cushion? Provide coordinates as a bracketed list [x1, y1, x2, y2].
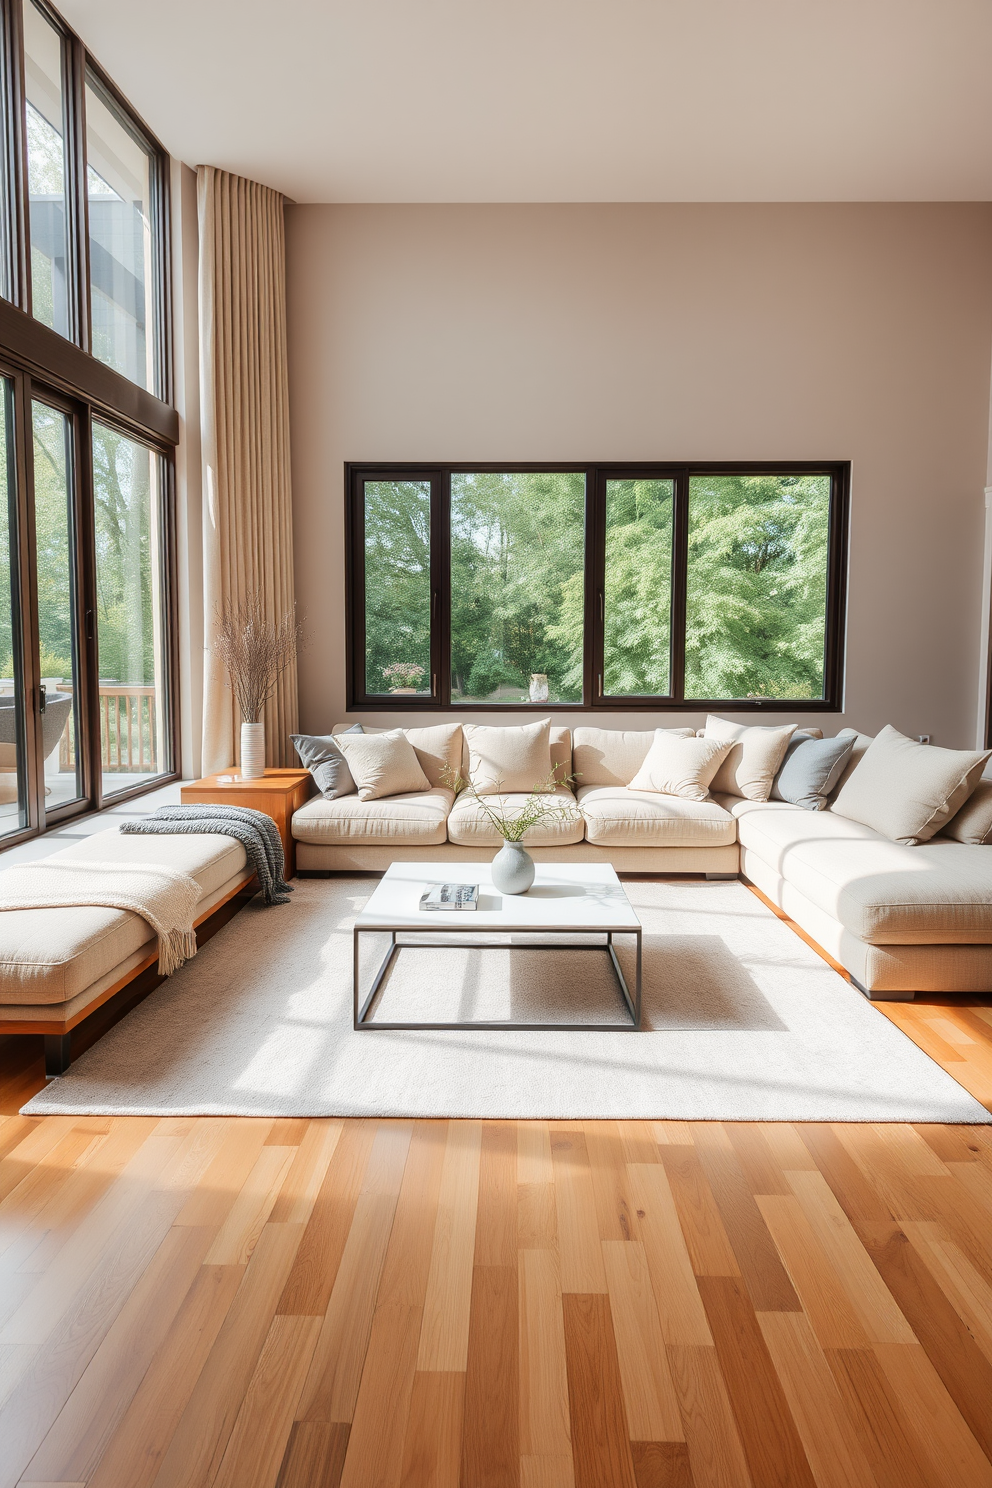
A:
[0, 827, 249, 1006]
[577, 785, 736, 848]
[736, 804, 992, 943]
[292, 788, 453, 847]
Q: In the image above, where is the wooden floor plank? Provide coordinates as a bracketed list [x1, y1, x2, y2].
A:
[627, 1164, 713, 1346]
[275, 1420, 349, 1488]
[399, 1370, 464, 1488]
[585, 1121, 639, 1243]
[418, 1120, 483, 1372]
[665, 1345, 752, 1488]
[276, 1119, 378, 1318]
[872, 1341, 992, 1488]
[461, 1265, 518, 1488]
[212, 1313, 321, 1488]
[338, 1303, 423, 1488]
[562, 1293, 637, 1488]
[550, 1129, 608, 1294]
[602, 1240, 683, 1443]
[658, 1142, 741, 1280]
[696, 1275, 816, 1488]
[519, 1247, 571, 1462]
[630, 1441, 695, 1488]
[151, 1221, 305, 1488]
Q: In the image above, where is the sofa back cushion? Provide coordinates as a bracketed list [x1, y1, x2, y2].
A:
[628, 732, 733, 801]
[940, 777, 992, 844]
[830, 724, 990, 845]
[334, 728, 432, 801]
[770, 733, 855, 811]
[333, 721, 462, 791]
[703, 716, 796, 801]
[462, 718, 555, 794]
[572, 727, 694, 788]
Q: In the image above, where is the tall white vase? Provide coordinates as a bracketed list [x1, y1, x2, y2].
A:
[240, 720, 265, 779]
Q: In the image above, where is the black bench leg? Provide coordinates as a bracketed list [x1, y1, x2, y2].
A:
[44, 1033, 71, 1078]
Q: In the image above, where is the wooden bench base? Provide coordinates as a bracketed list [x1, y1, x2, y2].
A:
[1, 873, 257, 1078]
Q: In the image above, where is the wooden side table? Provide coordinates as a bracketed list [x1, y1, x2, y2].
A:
[180, 768, 313, 878]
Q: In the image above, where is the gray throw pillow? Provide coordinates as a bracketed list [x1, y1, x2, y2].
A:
[771, 733, 855, 811]
[291, 724, 363, 798]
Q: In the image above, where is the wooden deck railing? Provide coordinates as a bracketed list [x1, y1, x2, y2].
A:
[59, 685, 159, 773]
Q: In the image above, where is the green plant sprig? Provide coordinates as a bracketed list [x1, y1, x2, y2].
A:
[441, 762, 581, 842]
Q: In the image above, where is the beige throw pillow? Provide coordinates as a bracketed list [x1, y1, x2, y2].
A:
[628, 731, 732, 801]
[704, 716, 797, 801]
[464, 718, 553, 795]
[572, 727, 695, 788]
[334, 728, 431, 801]
[830, 725, 990, 845]
[941, 778, 992, 844]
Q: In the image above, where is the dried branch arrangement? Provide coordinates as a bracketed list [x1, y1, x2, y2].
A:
[213, 592, 304, 723]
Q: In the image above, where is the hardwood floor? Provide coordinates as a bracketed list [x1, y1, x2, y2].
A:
[1, 972, 992, 1483]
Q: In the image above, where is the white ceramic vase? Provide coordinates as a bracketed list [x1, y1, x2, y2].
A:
[240, 720, 265, 779]
[491, 840, 535, 895]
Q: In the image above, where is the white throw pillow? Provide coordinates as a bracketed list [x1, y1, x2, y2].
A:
[704, 716, 797, 801]
[941, 778, 992, 844]
[334, 728, 431, 801]
[830, 725, 990, 845]
[628, 731, 732, 801]
[463, 718, 553, 795]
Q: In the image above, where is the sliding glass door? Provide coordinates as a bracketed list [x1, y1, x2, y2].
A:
[32, 398, 83, 812]
[0, 378, 27, 840]
[93, 422, 169, 797]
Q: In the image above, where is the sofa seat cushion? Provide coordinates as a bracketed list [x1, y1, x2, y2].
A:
[292, 788, 453, 847]
[736, 804, 992, 944]
[0, 827, 250, 1006]
[577, 786, 736, 848]
[447, 788, 584, 847]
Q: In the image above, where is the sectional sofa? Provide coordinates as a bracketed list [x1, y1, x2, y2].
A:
[291, 722, 992, 1002]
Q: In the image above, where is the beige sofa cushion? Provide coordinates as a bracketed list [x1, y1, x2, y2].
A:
[572, 727, 694, 788]
[830, 725, 990, 845]
[333, 721, 462, 792]
[628, 732, 731, 801]
[578, 786, 736, 848]
[447, 788, 583, 847]
[0, 828, 249, 1006]
[292, 787, 453, 846]
[704, 717, 796, 800]
[334, 729, 431, 801]
[830, 729, 873, 795]
[941, 779, 992, 845]
[463, 718, 554, 794]
[736, 803, 992, 944]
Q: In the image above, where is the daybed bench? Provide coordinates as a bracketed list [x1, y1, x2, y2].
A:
[0, 827, 255, 1075]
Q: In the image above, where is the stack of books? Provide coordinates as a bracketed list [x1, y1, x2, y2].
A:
[419, 882, 479, 911]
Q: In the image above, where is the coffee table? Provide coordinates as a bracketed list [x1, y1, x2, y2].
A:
[353, 861, 642, 1031]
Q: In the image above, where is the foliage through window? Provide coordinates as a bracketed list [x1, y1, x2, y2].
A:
[348, 465, 847, 711]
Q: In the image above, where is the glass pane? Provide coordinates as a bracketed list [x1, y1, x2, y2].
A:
[363, 480, 431, 696]
[32, 400, 82, 807]
[450, 472, 585, 704]
[24, 1, 69, 336]
[93, 423, 169, 793]
[604, 478, 674, 696]
[685, 473, 831, 701]
[0, 379, 27, 837]
[86, 78, 156, 390]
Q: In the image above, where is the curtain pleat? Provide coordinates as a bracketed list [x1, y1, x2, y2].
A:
[198, 167, 299, 773]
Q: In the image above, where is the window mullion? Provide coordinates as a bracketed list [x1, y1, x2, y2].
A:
[62, 29, 88, 350]
[584, 467, 603, 707]
[670, 467, 689, 703]
[435, 469, 451, 705]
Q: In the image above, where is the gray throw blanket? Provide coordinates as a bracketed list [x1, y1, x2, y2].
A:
[121, 804, 293, 905]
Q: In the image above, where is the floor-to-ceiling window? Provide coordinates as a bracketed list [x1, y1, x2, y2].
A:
[0, 0, 177, 850]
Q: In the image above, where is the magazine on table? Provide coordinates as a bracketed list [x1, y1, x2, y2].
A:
[419, 882, 479, 911]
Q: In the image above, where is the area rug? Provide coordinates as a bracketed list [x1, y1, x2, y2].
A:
[22, 877, 991, 1122]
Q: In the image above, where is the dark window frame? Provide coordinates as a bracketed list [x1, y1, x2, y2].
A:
[0, 0, 178, 854]
[346, 461, 850, 714]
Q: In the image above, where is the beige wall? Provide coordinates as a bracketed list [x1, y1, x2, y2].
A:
[285, 203, 992, 748]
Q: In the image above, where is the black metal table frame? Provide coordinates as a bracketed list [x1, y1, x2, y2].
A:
[352, 923, 643, 1031]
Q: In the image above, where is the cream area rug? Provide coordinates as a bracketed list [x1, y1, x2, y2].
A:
[23, 877, 991, 1122]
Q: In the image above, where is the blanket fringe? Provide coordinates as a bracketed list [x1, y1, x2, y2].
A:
[159, 927, 198, 977]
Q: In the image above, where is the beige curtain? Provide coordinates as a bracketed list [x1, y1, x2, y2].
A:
[198, 166, 298, 773]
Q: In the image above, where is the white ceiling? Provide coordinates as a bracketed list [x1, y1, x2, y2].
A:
[58, 0, 992, 203]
